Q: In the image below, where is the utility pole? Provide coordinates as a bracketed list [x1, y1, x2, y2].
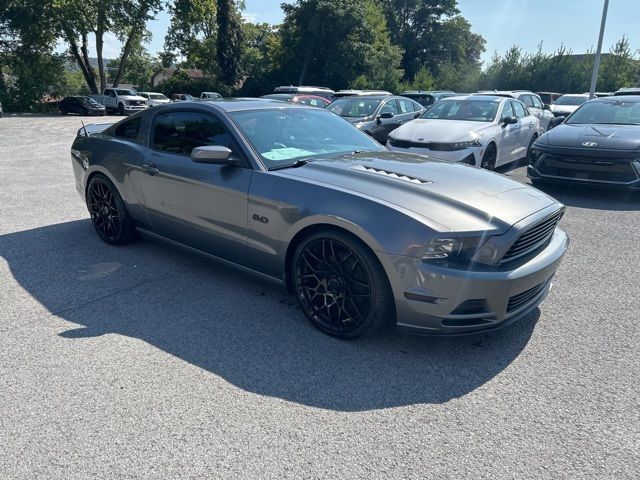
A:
[589, 0, 610, 99]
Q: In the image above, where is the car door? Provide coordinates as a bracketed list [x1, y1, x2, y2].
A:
[530, 94, 551, 131]
[370, 99, 401, 143]
[512, 101, 535, 159]
[137, 109, 253, 264]
[496, 101, 519, 166]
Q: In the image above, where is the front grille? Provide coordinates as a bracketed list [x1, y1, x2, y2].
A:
[507, 281, 549, 313]
[388, 138, 460, 151]
[502, 210, 563, 263]
[538, 154, 638, 183]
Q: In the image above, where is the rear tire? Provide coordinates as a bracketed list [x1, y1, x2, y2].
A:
[292, 230, 393, 339]
[481, 144, 497, 170]
[86, 174, 136, 245]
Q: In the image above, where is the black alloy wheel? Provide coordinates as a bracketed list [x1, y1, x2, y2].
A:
[86, 175, 136, 244]
[292, 231, 393, 338]
[481, 144, 497, 170]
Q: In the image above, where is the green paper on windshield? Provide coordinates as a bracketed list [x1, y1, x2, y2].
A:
[262, 147, 315, 161]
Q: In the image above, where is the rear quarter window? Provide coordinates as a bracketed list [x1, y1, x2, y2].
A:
[114, 117, 142, 143]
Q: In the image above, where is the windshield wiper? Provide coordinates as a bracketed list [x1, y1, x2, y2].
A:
[268, 159, 309, 171]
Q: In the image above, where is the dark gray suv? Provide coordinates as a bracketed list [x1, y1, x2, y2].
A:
[327, 95, 425, 143]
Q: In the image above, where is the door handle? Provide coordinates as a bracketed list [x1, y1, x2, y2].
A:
[141, 163, 159, 175]
[528, 122, 533, 128]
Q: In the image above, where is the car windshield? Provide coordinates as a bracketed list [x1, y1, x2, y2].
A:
[149, 94, 167, 100]
[327, 98, 382, 117]
[230, 108, 385, 169]
[420, 99, 499, 122]
[566, 100, 640, 125]
[114, 89, 137, 96]
[554, 95, 589, 106]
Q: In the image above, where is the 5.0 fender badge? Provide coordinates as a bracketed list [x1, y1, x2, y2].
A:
[582, 141, 598, 147]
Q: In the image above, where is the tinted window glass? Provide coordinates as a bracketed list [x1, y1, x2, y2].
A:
[114, 117, 141, 142]
[397, 98, 415, 113]
[501, 101, 514, 119]
[328, 98, 382, 117]
[380, 100, 400, 115]
[422, 99, 499, 122]
[512, 101, 527, 118]
[152, 111, 236, 156]
[567, 100, 640, 126]
[532, 96, 544, 109]
[521, 95, 534, 107]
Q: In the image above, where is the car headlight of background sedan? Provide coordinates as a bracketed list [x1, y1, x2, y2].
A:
[448, 139, 482, 150]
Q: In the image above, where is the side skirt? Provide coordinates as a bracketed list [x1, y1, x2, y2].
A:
[135, 227, 285, 287]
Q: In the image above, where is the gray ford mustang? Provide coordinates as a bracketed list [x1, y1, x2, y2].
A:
[71, 99, 569, 338]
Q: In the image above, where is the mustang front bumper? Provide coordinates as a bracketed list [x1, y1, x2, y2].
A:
[383, 227, 569, 335]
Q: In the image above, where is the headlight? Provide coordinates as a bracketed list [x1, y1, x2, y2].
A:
[423, 238, 462, 260]
[448, 139, 481, 150]
[423, 236, 489, 264]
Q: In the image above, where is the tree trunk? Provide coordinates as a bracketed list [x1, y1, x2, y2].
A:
[96, 5, 107, 92]
[112, 29, 137, 88]
[73, 31, 99, 94]
[298, 41, 314, 85]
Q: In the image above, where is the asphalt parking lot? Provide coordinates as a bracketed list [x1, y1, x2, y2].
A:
[1, 114, 638, 479]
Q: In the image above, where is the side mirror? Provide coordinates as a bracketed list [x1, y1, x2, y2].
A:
[544, 104, 551, 111]
[413, 112, 421, 119]
[501, 116, 518, 126]
[379, 112, 394, 119]
[191, 146, 237, 165]
[550, 116, 565, 128]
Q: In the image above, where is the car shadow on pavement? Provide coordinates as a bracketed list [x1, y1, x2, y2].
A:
[1, 219, 539, 412]
[524, 181, 640, 211]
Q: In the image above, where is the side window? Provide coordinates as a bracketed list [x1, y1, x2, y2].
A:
[398, 98, 415, 113]
[501, 101, 514, 120]
[521, 95, 534, 107]
[411, 100, 423, 112]
[380, 100, 400, 115]
[532, 95, 544, 109]
[152, 111, 238, 157]
[106, 89, 115, 98]
[512, 101, 527, 118]
[114, 117, 142, 142]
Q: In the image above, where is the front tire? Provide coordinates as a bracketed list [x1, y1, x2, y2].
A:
[292, 230, 393, 339]
[86, 174, 136, 245]
[118, 103, 125, 115]
[527, 134, 538, 163]
[481, 144, 497, 170]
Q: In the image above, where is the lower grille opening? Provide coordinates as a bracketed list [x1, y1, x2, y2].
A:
[538, 155, 638, 183]
[507, 281, 549, 313]
[442, 317, 494, 328]
[450, 299, 490, 316]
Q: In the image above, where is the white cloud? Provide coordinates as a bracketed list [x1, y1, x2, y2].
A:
[242, 12, 259, 23]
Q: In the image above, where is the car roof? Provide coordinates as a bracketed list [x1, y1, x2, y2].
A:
[197, 98, 314, 112]
[330, 95, 405, 101]
[438, 95, 505, 102]
[401, 90, 455, 95]
[591, 95, 640, 102]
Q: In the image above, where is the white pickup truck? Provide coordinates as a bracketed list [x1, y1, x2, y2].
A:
[89, 88, 148, 115]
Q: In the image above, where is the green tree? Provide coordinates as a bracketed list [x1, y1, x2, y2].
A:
[278, 0, 402, 89]
[599, 37, 638, 91]
[0, 0, 65, 110]
[163, 0, 218, 73]
[239, 22, 282, 95]
[216, 0, 244, 87]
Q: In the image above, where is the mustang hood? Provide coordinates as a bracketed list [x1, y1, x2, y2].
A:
[540, 123, 640, 151]
[279, 151, 558, 233]
[390, 119, 493, 143]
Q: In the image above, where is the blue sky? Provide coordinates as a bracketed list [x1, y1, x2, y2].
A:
[101, 0, 637, 66]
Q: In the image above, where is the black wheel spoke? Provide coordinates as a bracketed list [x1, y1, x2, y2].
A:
[88, 178, 122, 241]
[294, 237, 373, 335]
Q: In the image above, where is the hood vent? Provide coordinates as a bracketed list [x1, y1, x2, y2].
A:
[350, 165, 432, 184]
